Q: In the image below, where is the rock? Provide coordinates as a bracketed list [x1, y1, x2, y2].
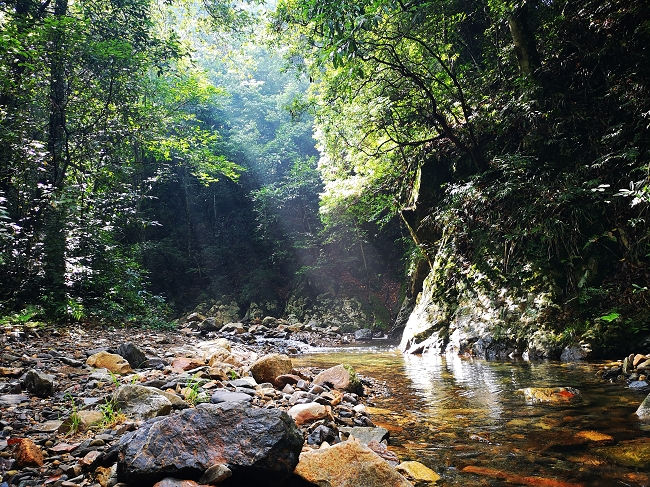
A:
[210, 390, 253, 404]
[560, 346, 589, 362]
[396, 461, 441, 485]
[637, 359, 650, 371]
[293, 439, 412, 487]
[307, 425, 339, 445]
[0, 394, 29, 406]
[354, 328, 374, 341]
[249, 353, 293, 385]
[274, 374, 301, 388]
[87, 351, 133, 374]
[153, 479, 202, 487]
[24, 369, 54, 397]
[198, 464, 232, 484]
[636, 392, 650, 419]
[116, 342, 147, 369]
[593, 439, 650, 468]
[575, 430, 614, 444]
[517, 387, 581, 404]
[13, 438, 44, 468]
[313, 364, 363, 394]
[287, 402, 329, 425]
[345, 426, 389, 444]
[207, 347, 231, 366]
[0, 367, 23, 377]
[207, 364, 237, 381]
[114, 385, 173, 420]
[629, 380, 648, 389]
[117, 403, 303, 486]
[633, 354, 647, 367]
[95, 464, 117, 487]
[60, 410, 104, 433]
[171, 357, 205, 371]
[199, 317, 221, 332]
[367, 440, 400, 466]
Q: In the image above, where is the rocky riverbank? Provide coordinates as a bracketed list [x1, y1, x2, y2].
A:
[0, 320, 437, 487]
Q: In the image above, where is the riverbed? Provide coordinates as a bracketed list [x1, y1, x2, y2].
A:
[295, 344, 650, 486]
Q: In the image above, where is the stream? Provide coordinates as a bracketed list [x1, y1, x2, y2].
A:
[294, 343, 650, 486]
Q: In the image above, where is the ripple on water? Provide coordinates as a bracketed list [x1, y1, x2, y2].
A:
[294, 346, 650, 487]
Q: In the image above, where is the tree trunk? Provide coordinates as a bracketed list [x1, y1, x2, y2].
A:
[43, 0, 69, 312]
[507, 4, 541, 76]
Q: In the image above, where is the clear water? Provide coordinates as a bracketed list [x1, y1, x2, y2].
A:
[295, 345, 650, 486]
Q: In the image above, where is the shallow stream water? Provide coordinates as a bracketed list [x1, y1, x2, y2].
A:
[294, 344, 650, 487]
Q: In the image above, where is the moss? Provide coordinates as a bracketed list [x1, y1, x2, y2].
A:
[342, 364, 363, 395]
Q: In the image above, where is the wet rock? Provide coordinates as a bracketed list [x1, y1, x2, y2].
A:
[288, 403, 330, 425]
[209, 390, 252, 404]
[117, 402, 303, 486]
[116, 343, 147, 369]
[396, 461, 440, 485]
[593, 439, 650, 468]
[249, 353, 293, 385]
[575, 430, 614, 444]
[13, 438, 44, 468]
[114, 385, 173, 420]
[23, 369, 54, 397]
[517, 387, 581, 404]
[344, 426, 389, 445]
[629, 380, 648, 389]
[153, 479, 203, 487]
[293, 439, 412, 487]
[354, 329, 373, 341]
[87, 351, 133, 374]
[313, 364, 363, 394]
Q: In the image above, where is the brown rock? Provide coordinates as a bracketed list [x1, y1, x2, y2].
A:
[274, 374, 301, 388]
[294, 439, 412, 487]
[288, 402, 330, 425]
[633, 354, 647, 367]
[313, 364, 363, 394]
[86, 351, 133, 374]
[367, 440, 400, 466]
[206, 347, 231, 367]
[249, 353, 293, 384]
[575, 430, 615, 444]
[171, 357, 205, 371]
[14, 438, 44, 468]
[153, 479, 204, 487]
[0, 367, 23, 377]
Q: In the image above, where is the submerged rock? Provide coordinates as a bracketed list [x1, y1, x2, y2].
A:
[117, 402, 303, 486]
[517, 387, 581, 404]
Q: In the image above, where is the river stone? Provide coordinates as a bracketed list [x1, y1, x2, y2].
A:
[116, 342, 147, 369]
[87, 351, 133, 374]
[199, 317, 221, 332]
[207, 347, 231, 366]
[517, 387, 581, 404]
[210, 390, 253, 404]
[354, 328, 374, 341]
[249, 353, 293, 385]
[633, 354, 647, 367]
[24, 369, 54, 397]
[0, 394, 30, 406]
[13, 438, 44, 468]
[396, 461, 441, 484]
[198, 464, 232, 484]
[344, 426, 389, 445]
[287, 402, 329, 425]
[636, 392, 650, 419]
[293, 439, 412, 487]
[117, 402, 304, 486]
[560, 346, 589, 362]
[593, 439, 650, 468]
[629, 380, 649, 389]
[313, 364, 363, 394]
[114, 385, 173, 420]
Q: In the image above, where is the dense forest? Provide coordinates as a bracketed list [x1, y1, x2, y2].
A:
[1, 0, 649, 356]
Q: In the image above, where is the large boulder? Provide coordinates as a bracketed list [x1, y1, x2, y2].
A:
[117, 402, 304, 486]
[354, 328, 374, 341]
[313, 364, 363, 394]
[86, 351, 133, 374]
[114, 385, 173, 420]
[249, 353, 293, 385]
[293, 439, 412, 487]
[116, 342, 147, 369]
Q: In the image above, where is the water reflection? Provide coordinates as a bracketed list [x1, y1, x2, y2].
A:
[295, 346, 650, 486]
